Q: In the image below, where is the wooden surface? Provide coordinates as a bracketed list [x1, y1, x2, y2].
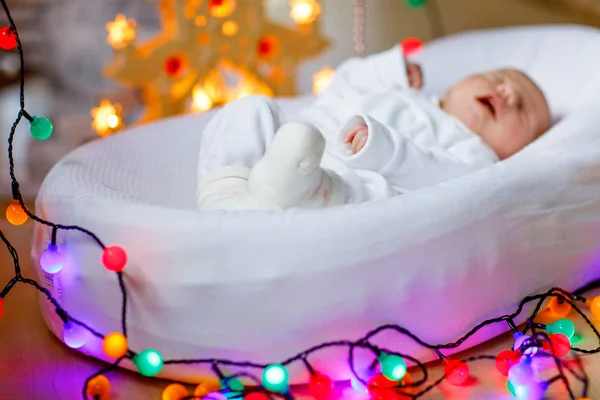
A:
[0, 202, 599, 400]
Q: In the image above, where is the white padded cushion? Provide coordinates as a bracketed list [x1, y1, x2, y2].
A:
[33, 25, 600, 384]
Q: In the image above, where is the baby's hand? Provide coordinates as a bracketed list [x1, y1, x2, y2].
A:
[406, 61, 423, 89]
[344, 124, 369, 155]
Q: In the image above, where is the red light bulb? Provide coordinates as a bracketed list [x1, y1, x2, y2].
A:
[308, 372, 334, 399]
[547, 334, 571, 358]
[0, 26, 16, 50]
[164, 56, 183, 77]
[367, 374, 397, 396]
[495, 350, 520, 376]
[443, 359, 470, 386]
[244, 393, 269, 400]
[102, 245, 127, 272]
[400, 37, 423, 58]
[0, 298, 4, 318]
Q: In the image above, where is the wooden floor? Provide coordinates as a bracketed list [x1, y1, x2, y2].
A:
[0, 203, 599, 400]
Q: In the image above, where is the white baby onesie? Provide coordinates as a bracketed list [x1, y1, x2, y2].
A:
[196, 45, 499, 210]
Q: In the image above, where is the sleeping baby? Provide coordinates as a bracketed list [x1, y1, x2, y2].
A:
[196, 44, 551, 210]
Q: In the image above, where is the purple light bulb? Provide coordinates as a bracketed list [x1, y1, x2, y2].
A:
[508, 359, 535, 387]
[63, 321, 90, 349]
[40, 244, 67, 274]
[513, 333, 538, 355]
[515, 381, 546, 400]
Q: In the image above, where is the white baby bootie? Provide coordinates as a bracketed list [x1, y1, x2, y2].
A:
[197, 166, 280, 211]
[248, 122, 346, 208]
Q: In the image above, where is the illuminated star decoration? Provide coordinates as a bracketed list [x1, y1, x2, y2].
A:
[102, 0, 329, 125]
[91, 100, 123, 137]
[105, 14, 137, 50]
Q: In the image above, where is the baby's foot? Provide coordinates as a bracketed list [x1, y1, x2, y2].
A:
[197, 168, 280, 211]
[248, 122, 343, 208]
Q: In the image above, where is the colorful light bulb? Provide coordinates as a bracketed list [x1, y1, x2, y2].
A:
[103, 332, 128, 359]
[547, 334, 571, 358]
[513, 334, 538, 355]
[222, 377, 244, 394]
[514, 381, 546, 400]
[86, 375, 111, 400]
[401, 37, 423, 58]
[244, 393, 269, 400]
[102, 245, 128, 272]
[0, 26, 17, 50]
[367, 373, 397, 397]
[6, 200, 28, 225]
[547, 295, 572, 319]
[508, 359, 535, 387]
[133, 349, 164, 377]
[162, 383, 189, 400]
[546, 318, 575, 339]
[63, 321, 90, 349]
[194, 381, 221, 398]
[587, 296, 600, 319]
[308, 372, 334, 399]
[379, 353, 407, 381]
[350, 369, 371, 393]
[30, 116, 53, 140]
[0, 298, 4, 318]
[443, 359, 470, 386]
[507, 379, 516, 396]
[262, 364, 289, 393]
[406, 0, 427, 7]
[496, 350, 521, 376]
[40, 244, 67, 274]
[205, 393, 228, 400]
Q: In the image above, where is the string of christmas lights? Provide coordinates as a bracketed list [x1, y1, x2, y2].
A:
[0, 1, 599, 399]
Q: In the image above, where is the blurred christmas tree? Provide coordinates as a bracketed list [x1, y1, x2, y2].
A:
[92, 0, 329, 136]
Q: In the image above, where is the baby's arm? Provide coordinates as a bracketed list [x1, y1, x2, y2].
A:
[334, 115, 485, 192]
[323, 46, 422, 98]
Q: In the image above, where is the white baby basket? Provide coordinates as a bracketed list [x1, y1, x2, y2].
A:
[33, 24, 600, 384]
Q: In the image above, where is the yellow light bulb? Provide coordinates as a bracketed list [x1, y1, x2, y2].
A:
[312, 66, 335, 94]
[192, 85, 214, 113]
[91, 100, 123, 137]
[106, 14, 137, 50]
[290, 0, 321, 24]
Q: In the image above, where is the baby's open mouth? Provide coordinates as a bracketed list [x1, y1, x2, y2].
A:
[476, 95, 496, 118]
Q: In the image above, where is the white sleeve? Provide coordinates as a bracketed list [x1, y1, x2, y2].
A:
[322, 45, 411, 98]
[332, 114, 488, 192]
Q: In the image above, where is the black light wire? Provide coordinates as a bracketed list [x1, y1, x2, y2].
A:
[0, 1, 596, 399]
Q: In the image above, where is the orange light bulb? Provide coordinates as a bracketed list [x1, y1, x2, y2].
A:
[162, 383, 189, 400]
[6, 200, 28, 225]
[86, 375, 111, 399]
[586, 296, 600, 319]
[103, 332, 128, 359]
[547, 295, 572, 319]
[194, 381, 221, 397]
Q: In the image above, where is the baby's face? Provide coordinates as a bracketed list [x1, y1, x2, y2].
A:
[441, 69, 551, 159]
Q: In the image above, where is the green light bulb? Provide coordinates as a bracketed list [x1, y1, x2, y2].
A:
[30, 116, 53, 140]
[222, 376, 244, 397]
[379, 353, 407, 381]
[547, 318, 575, 339]
[406, 0, 427, 7]
[262, 364, 289, 393]
[507, 379, 516, 397]
[133, 349, 163, 377]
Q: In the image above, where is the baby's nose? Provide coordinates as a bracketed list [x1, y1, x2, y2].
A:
[496, 84, 518, 107]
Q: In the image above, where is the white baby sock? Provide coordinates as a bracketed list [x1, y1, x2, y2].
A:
[248, 122, 346, 208]
[197, 167, 281, 211]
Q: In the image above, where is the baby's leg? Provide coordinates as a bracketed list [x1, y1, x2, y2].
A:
[197, 95, 284, 210]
